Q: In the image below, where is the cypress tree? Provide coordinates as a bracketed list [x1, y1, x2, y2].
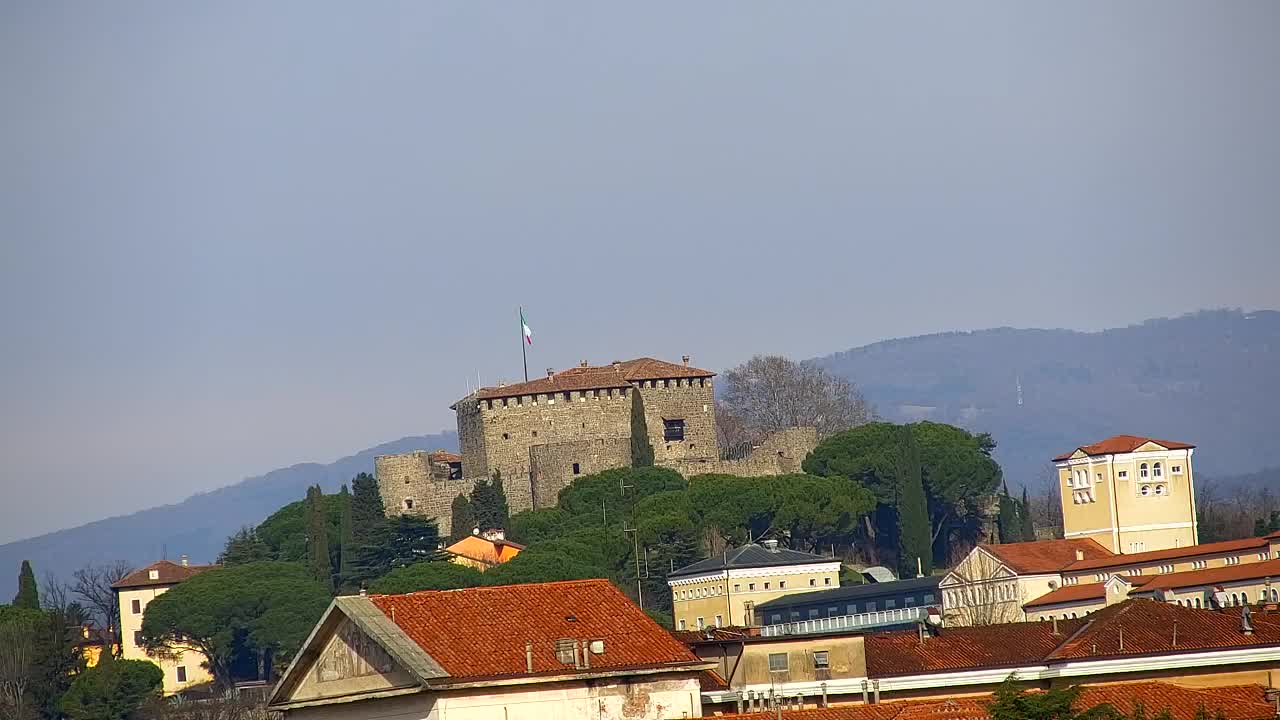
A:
[997, 482, 1019, 544]
[13, 559, 39, 609]
[305, 486, 332, 591]
[450, 494, 477, 541]
[350, 472, 386, 544]
[895, 427, 932, 578]
[630, 389, 654, 467]
[1019, 486, 1036, 541]
[338, 484, 354, 588]
[470, 471, 511, 532]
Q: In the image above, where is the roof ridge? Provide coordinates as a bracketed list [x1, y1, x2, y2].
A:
[370, 577, 609, 599]
[1045, 615, 1096, 661]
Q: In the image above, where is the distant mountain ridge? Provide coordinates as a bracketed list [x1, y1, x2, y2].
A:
[813, 309, 1280, 489]
[0, 433, 457, 599]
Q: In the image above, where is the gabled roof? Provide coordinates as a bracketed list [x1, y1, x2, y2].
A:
[866, 617, 1088, 677]
[716, 682, 1273, 720]
[1064, 535, 1270, 572]
[1053, 434, 1195, 462]
[461, 357, 713, 403]
[444, 534, 524, 566]
[1132, 557, 1280, 594]
[368, 579, 706, 681]
[1021, 582, 1109, 610]
[981, 538, 1112, 575]
[111, 560, 214, 590]
[668, 544, 838, 579]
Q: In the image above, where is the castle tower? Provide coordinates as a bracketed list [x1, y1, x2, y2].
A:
[1053, 435, 1197, 554]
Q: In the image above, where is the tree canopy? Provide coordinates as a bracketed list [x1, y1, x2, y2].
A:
[718, 354, 873, 444]
[470, 473, 510, 532]
[13, 561, 39, 609]
[138, 561, 330, 687]
[368, 562, 485, 595]
[59, 655, 163, 720]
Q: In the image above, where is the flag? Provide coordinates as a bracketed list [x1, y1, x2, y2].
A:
[520, 309, 533, 345]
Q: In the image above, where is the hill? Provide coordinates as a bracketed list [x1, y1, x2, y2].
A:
[813, 309, 1280, 489]
[0, 432, 457, 599]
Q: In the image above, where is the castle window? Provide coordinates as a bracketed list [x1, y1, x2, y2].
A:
[502, 433, 510, 440]
[404, 499, 414, 510]
[1153, 462, 1163, 478]
[404, 475, 410, 485]
[663, 379, 670, 388]
[563, 392, 571, 402]
[663, 419, 685, 441]
[486, 400, 493, 410]
[572, 463, 580, 475]
[532, 430, 538, 438]
[1139, 463, 1149, 478]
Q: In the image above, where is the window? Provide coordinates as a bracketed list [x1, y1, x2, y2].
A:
[572, 463, 581, 475]
[1227, 556, 1241, 566]
[905, 596, 915, 606]
[1140, 484, 1151, 496]
[1095, 573, 1107, 581]
[779, 581, 786, 589]
[1118, 470, 1128, 479]
[1154, 484, 1167, 496]
[1194, 598, 1202, 608]
[1139, 463, 1149, 478]
[715, 615, 723, 627]
[763, 582, 770, 590]
[134, 631, 143, 646]
[1153, 462, 1163, 478]
[733, 584, 740, 592]
[809, 578, 817, 587]
[847, 604, 857, 614]
[678, 620, 686, 630]
[1260, 552, 1272, 561]
[885, 599, 897, 609]
[1172, 465, 1183, 474]
[768, 653, 788, 672]
[866, 601, 877, 612]
[1232, 593, 1240, 605]
[824, 577, 832, 586]
[404, 498, 414, 510]
[924, 593, 935, 603]
[1160, 564, 1173, 574]
[748, 583, 756, 591]
[176, 666, 187, 683]
[502, 433, 509, 440]
[1243, 591, 1252, 604]
[663, 419, 686, 442]
[531, 430, 538, 437]
[808, 608, 820, 619]
[696, 617, 704, 629]
[828, 606, 839, 616]
[813, 651, 830, 669]
[148, 569, 159, 581]
[1193, 560, 1206, 569]
[131, 599, 141, 614]
[1065, 576, 1079, 586]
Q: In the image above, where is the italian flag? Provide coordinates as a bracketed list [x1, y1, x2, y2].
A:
[521, 309, 533, 345]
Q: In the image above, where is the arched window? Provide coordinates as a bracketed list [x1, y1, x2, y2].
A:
[1242, 591, 1251, 604]
[1194, 597, 1202, 608]
[1153, 462, 1163, 478]
[1140, 485, 1152, 497]
[1232, 593, 1240, 606]
[1140, 463, 1149, 479]
[1155, 484, 1167, 496]
[1271, 589, 1278, 602]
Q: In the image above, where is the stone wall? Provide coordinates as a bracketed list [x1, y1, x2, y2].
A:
[375, 451, 472, 537]
[529, 438, 633, 508]
[661, 427, 818, 478]
[634, 377, 717, 464]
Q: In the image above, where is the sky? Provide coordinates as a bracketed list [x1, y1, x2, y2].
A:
[2, 2, 1278, 544]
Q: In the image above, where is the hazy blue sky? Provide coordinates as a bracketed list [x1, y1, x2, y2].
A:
[2, 2, 1278, 544]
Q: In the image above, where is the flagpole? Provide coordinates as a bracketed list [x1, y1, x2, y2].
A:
[520, 306, 528, 382]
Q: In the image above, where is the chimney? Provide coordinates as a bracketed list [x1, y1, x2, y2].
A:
[612, 360, 621, 368]
[580, 360, 589, 367]
[582, 639, 591, 669]
[482, 528, 506, 542]
[1243, 605, 1256, 635]
[762, 539, 780, 553]
[1075, 549, 1085, 561]
[1172, 620, 1178, 647]
[547, 368, 555, 379]
[525, 642, 534, 673]
[682, 355, 690, 366]
[1052, 615, 1059, 635]
[180, 554, 189, 568]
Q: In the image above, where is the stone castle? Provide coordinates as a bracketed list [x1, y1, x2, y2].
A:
[375, 356, 817, 535]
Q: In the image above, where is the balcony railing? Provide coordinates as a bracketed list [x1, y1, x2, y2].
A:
[759, 606, 927, 637]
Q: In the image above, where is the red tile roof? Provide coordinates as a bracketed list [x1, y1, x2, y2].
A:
[111, 560, 214, 589]
[671, 626, 760, 644]
[1132, 557, 1280, 594]
[368, 579, 705, 682]
[1064, 535, 1270, 572]
[444, 534, 524, 566]
[1022, 582, 1108, 610]
[462, 357, 713, 402]
[866, 617, 1088, 677]
[717, 683, 1272, 720]
[980, 538, 1112, 575]
[1053, 435, 1195, 461]
[428, 450, 462, 463]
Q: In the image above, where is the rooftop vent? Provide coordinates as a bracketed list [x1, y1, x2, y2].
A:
[547, 368, 555, 379]
[682, 355, 690, 366]
[1075, 549, 1085, 561]
[762, 539, 780, 553]
[148, 569, 159, 580]
[580, 360, 589, 367]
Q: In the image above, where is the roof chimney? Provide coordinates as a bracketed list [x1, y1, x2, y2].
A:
[525, 642, 534, 673]
[547, 368, 555, 379]
[1242, 605, 1255, 635]
[1051, 615, 1059, 635]
[580, 360, 589, 367]
[762, 539, 780, 553]
[180, 554, 189, 568]
[682, 355, 690, 366]
[1075, 549, 1085, 561]
[612, 360, 621, 368]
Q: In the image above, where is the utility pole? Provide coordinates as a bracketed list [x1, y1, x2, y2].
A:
[622, 522, 648, 609]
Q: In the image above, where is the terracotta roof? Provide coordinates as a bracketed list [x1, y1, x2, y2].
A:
[671, 626, 760, 644]
[444, 534, 524, 566]
[1022, 582, 1108, 610]
[367, 579, 705, 682]
[1065, 535, 1270, 572]
[1046, 599, 1280, 661]
[866, 617, 1088, 677]
[462, 357, 713, 403]
[669, 543, 838, 578]
[716, 683, 1272, 720]
[1132, 557, 1280, 594]
[111, 560, 214, 589]
[1053, 434, 1195, 461]
[428, 450, 461, 463]
[980, 538, 1112, 575]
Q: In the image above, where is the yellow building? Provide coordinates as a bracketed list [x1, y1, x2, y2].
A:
[1054, 435, 1197, 554]
[444, 529, 523, 571]
[668, 541, 842, 630]
[113, 557, 215, 694]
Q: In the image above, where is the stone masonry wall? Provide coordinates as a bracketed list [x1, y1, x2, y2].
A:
[374, 451, 472, 537]
[661, 427, 819, 478]
[634, 377, 717, 464]
[529, 437, 632, 508]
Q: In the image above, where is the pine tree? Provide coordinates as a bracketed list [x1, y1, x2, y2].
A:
[630, 389, 654, 467]
[1019, 486, 1036, 541]
[450, 494, 477, 541]
[305, 486, 332, 591]
[471, 471, 511, 532]
[895, 427, 932, 578]
[219, 527, 271, 565]
[13, 559, 39, 609]
[350, 472, 386, 544]
[338, 484, 354, 588]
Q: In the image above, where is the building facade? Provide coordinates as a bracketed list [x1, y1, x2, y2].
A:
[113, 558, 215, 694]
[444, 529, 523, 571]
[1054, 435, 1198, 553]
[377, 357, 818, 536]
[668, 541, 843, 630]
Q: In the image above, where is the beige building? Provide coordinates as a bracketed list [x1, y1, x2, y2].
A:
[113, 558, 215, 694]
[1054, 434, 1198, 553]
[668, 541, 842, 630]
[267, 579, 713, 720]
[376, 356, 818, 536]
